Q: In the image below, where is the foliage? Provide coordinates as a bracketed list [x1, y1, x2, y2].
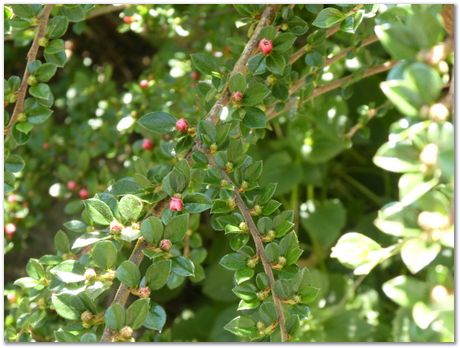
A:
[4, 4, 454, 343]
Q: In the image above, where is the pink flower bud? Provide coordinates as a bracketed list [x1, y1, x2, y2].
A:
[258, 38, 273, 55]
[79, 188, 90, 200]
[169, 197, 183, 212]
[5, 223, 16, 237]
[7, 194, 17, 203]
[159, 239, 172, 252]
[175, 118, 189, 133]
[67, 180, 78, 191]
[138, 287, 151, 298]
[110, 221, 123, 234]
[139, 79, 149, 89]
[142, 138, 154, 151]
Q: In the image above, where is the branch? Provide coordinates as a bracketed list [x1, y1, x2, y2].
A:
[267, 60, 396, 120]
[324, 35, 378, 67]
[85, 4, 129, 20]
[4, 5, 53, 139]
[100, 4, 280, 342]
[221, 170, 288, 342]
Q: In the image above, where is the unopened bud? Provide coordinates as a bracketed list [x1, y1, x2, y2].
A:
[27, 75, 37, 86]
[251, 205, 262, 216]
[239, 222, 248, 232]
[419, 143, 439, 167]
[159, 239, 172, 252]
[227, 198, 236, 210]
[225, 162, 234, 173]
[81, 311, 94, 323]
[84, 268, 97, 281]
[209, 143, 218, 154]
[120, 326, 133, 339]
[138, 287, 151, 298]
[429, 103, 449, 122]
[110, 221, 123, 234]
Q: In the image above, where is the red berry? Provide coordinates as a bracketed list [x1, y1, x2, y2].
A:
[142, 138, 154, 151]
[159, 239, 172, 252]
[67, 180, 78, 191]
[79, 188, 90, 200]
[232, 91, 243, 103]
[7, 194, 17, 203]
[139, 79, 149, 89]
[258, 38, 273, 55]
[169, 197, 183, 212]
[175, 118, 189, 133]
[42, 142, 49, 150]
[5, 223, 16, 239]
[123, 16, 134, 24]
[191, 71, 200, 81]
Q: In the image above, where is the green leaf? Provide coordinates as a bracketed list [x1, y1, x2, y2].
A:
[164, 214, 189, 243]
[116, 260, 141, 288]
[44, 39, 65, 55]
[137, 112, 176, 134]
[171, 256, 195, 276]
[14, 277, 40, 289]
[83, 199, 113, 226]
[401, 238, 441, 274]
[35, 63, 57, 82]
[51, 294, 83, 320]
[15, 122, 33, 134]
[331, 233, 395, 275]
[11, 5, 42, 18]
[382, 275, 428, 307]
[105, 303, 125, 330]
[312, 7, 346, 28]
[119, 194, 143, 222]
[273, 33, 297, 52]
[80, 333, 97, 343]
[224, 316, 257, 338]
[191, 53, 220, 76]
[301, 199, 346, 250]
[44, 50, 67, 67]
[229, 73, 247, 93]
[266, 53, 286, 75]
[26, 259, 45, 279]
[54, 230, 70, 254]
[92, 241, 118, 269]
[375, 23, 419, 59]
[141, 216, 164, 245]
[259, 25, 277, 40]
[29, 83, 52, 100]
[243, 107, 266, 129]
[404, 62, 442, 104]
[46, 15, 68, 39]
[25, 101, 53, 124]
[5, 154, 25, 173]
[183, 193, 212, 213]
[233, 282, 258, 301]
[219, 253, 247, 271]
[143, 303, 166, 331]
[126, 298, 150, 329]
[145, 260, 171, 290]
[243, 82, 270, 106]
[50, 260, 86, 283]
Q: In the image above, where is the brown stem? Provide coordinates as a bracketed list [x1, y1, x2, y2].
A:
[4, 4, 53, 139]
[220, 170, 288, 342]
[85, 4, 129, 20]
[100, 4, 280, 342]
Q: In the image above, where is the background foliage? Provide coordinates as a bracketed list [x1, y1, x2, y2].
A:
[4, 3, 454, 343]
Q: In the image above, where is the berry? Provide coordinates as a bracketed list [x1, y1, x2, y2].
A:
[67, 180, 77, 191]
[159, 239, 172, 252]
[169, 197, 183, 212]
[232, 91, 243, 103]
[5, 223, 16, 239]
[139, 79, 149, 89]
[258, 38, 273, 55]
[191, 71, 200, 81]
[123, 15, 134, 24]
[7, 194, 17, 203]
[42, 142, 50, 150]
[142, 138, 154, 151]
[79, 188, 90, 200]
[175, 118, 189, 133]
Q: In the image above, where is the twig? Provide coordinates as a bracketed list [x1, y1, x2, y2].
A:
[221, 170, 288, 342]
[325, 35, 379, 67]
[267, 60, 396, 120]
[4, 5, 53, 139]
[345, 101, 389, 139]
[85, 4, 129, 20]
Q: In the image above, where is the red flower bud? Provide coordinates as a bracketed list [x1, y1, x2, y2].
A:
[159, 239, 172, 252]
[258, 38, 273, 55]
[169, 197, 183, 212]
[110, 221, 123, 234]
[5, 223, 16, 238]
[79, 188, 90, 200]
[138, 287, 151, 298]
[232, 91, 243, 103]
[123, 16, 134, 24]
[142, 138, 154, 151]
[67, 180, 78, 191]
[175, 118, 189, 133]
[139, 79, 149, 89]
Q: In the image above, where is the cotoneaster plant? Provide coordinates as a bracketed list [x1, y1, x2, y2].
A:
[5, 3, 453, 343]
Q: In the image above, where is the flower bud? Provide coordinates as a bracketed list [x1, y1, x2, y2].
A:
[120, 326, 133, 339]
[110, 220, 123, 234]
[209, 143, 218, 154]
[7, 293, 17, 304]
[81, 310, 94, 323]
[429, 103, 449, 122]
[169, 197, 183, 212]
[247, 256, 258, 268]
[138, 287, 151, 298]
[250, 205, 262, 216]
[27, 75, 37, 86]
[17, 113, 27, 122]
[232, 91, 243, 103]
[239, 222, 248, 232]
[175, 118, 189, 133]
[84, 268, 97, 281]
[131, 222, 140, 230]
[227, 198, 236, 210]
[419, 143, 439, 167]
[159, 239, 172, 252]
[225, 162, 234, 173]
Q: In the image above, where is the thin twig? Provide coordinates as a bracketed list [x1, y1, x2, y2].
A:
[221, 170, 288, 342]
[85, 4, 129, 20]
[325, 35, 379, 67]
[4, 5, 53, 139]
